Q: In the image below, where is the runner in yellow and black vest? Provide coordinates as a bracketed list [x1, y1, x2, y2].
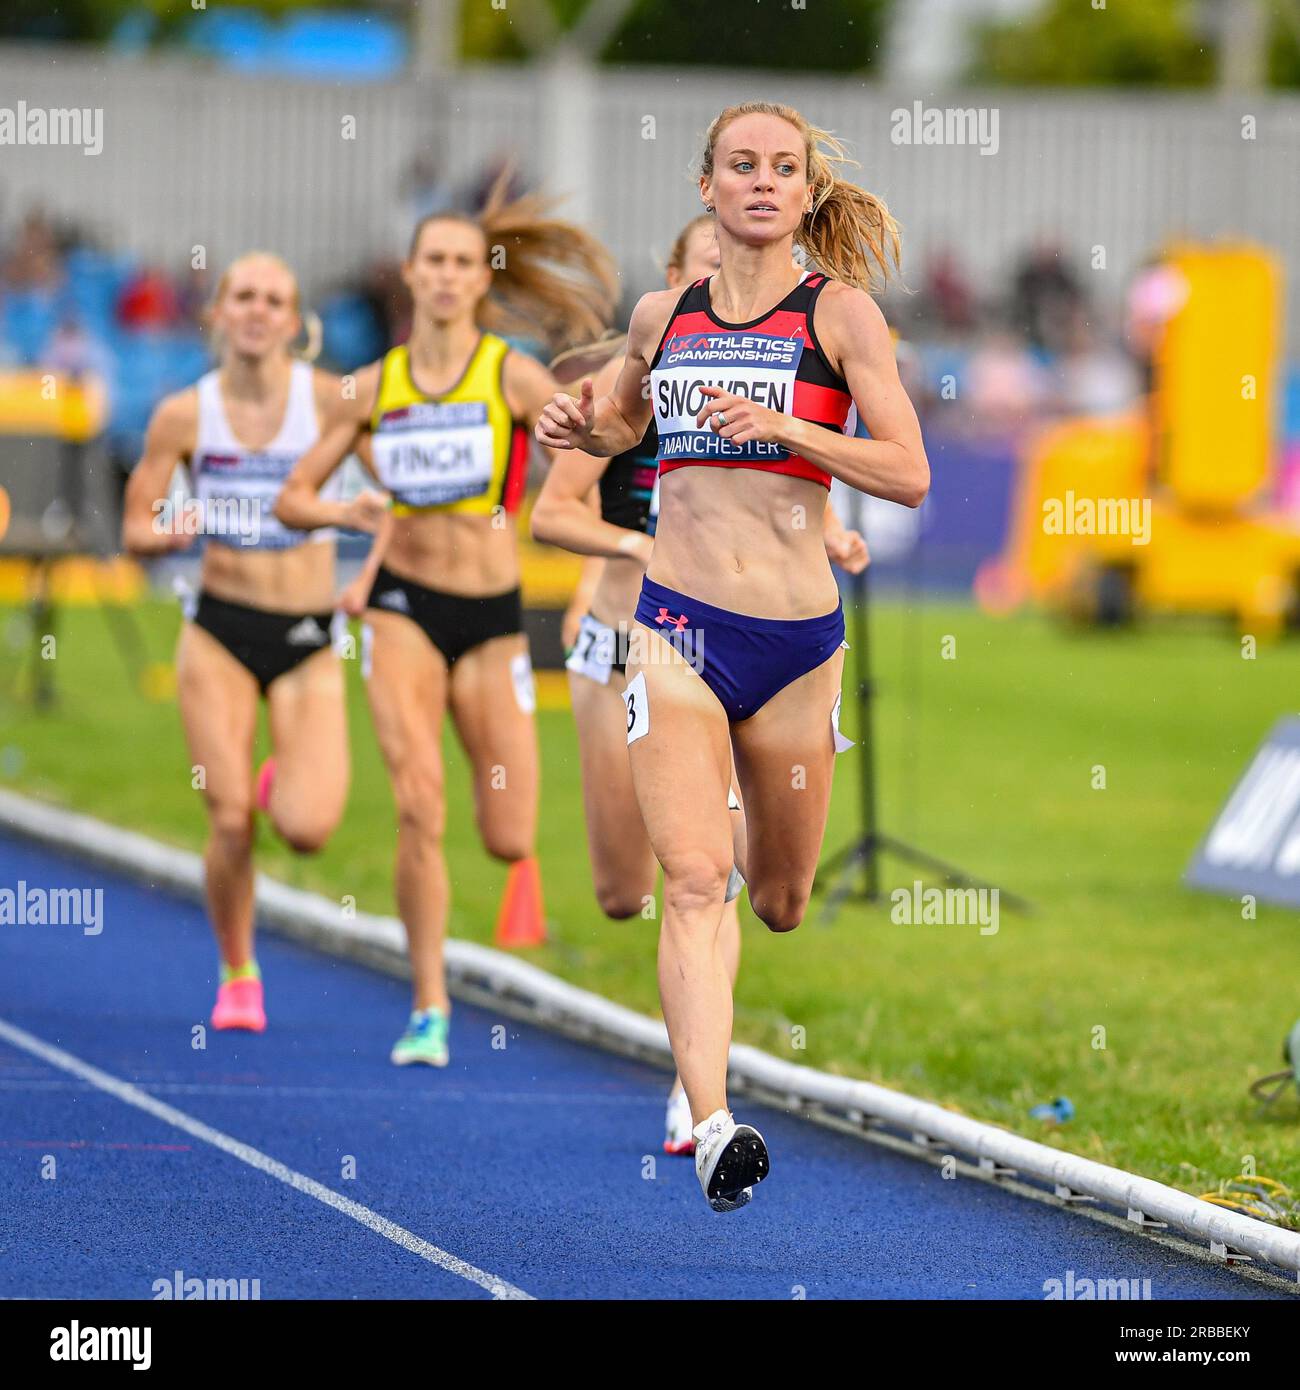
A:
[277, 176, 616, 1066]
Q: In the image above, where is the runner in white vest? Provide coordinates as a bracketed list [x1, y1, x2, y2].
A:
[123, 252, 369, 1035]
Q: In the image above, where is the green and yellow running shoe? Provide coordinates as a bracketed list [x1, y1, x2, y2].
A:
[390, 1008, 449, 1067]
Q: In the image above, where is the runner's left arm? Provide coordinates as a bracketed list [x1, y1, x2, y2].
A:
[822, 499, 870, 575]
[693, 284, 930, 508]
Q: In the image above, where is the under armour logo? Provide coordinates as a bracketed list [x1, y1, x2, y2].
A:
[655, 607, 689, 631]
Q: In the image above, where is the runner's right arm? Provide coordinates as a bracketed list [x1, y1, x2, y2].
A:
[534, 288, 673, 457]
[122, 390, 198, 556]
[275, 362, 388, 534]
[530, 354, 653, 568]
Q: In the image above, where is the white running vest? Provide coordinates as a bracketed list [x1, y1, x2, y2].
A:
[191, 360, 337, 550]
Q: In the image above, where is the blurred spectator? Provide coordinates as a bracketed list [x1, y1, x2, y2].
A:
[1125, 256, 1190, 391]
[40, 315, 112, 424]
[177, 264, 214, 329]
[462, 153, 527, 214]
[893, 334, 935, 423]
[398, 152, 455, 245]
[117, 266, 180, 330]
[922, 246, 977, 333]
[2, 210, 65, 290]
[42, 316, 112, 383]
[1051, 309, 1141, 417]
[963, 323, 1051, 434]
[1010, 240, 1084, 353]
[361, 257, 408, 347]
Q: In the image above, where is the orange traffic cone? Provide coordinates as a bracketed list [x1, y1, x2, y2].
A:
[494, 856, 547, 948]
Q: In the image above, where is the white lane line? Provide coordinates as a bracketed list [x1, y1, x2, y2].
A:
[0, 1017, 533, 1301]
[0, 1077, 656, 1105]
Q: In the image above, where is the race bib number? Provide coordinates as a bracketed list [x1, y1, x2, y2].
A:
[651, 330, 804, 466]
[623, 671, 650, 746]
[174, 575, 199, 622]
[330, 611, 351, 660]
[372, 401, 495, 508]
[511, 650, 536, 715]
[194, 450, 306, 549]
[565, 613, 617, 686]
[831, 691, 854, 754]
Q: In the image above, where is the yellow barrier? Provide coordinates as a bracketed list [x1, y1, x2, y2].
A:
[0, 556, 146, 605]
[984, 241, 1297, 635]
[987, 413, 1149, 604]
[1156, 243, 1280, 510]
[0, 371, 106, 441]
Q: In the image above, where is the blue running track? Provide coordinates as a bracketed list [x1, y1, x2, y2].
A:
[0, 831, 1290, 1300]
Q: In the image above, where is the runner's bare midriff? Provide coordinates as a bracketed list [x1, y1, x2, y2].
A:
[384, 511, 520, 596]
[648, 465, 838, 619]
[200, 540, 336, 614]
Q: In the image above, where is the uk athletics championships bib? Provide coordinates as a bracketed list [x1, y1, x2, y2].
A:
[649, 271, 854, 490]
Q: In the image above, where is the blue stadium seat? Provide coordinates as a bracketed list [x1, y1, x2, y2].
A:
[64, 248, 132, 338]
[182, 10, 274, 69]
[110, 329, 210, 449]
[178, 9, 403, 79]
[318, 293, 386, 372]
[0, 287, 62, 365]
[1283, 366, 1300, 447]
[276, 14, 405, 80]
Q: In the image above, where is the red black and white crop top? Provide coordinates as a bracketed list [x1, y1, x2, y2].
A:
[647, 270, 853, 490]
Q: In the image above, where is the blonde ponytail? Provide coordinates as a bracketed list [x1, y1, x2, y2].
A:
[296, 308, 323, 363]
[409, 165, 618, 356]
[698, 102, 902, 294]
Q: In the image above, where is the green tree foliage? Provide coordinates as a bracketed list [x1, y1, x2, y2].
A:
[462, 0, 530, 63]
[464, 0, 889, 70]
[601, 0, 889, 71]
[1270, 6, 1300, 86]
[969, 0, 1216, 87]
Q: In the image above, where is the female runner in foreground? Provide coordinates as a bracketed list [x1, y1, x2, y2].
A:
[277, 181, 616, 1066]
[123, 253, 354, 1033]
[537, 103, 928, 1211]
[533, 213, 868, 1155]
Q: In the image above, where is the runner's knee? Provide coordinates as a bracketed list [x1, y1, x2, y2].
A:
[748, 879, 810, 934]
[661, 850, 731, 921]
[593, 869, 657, 921]
[392, 765, 445, 843]
[208, 799, 254, 856]
[479, 817, 532, 864]
[271, 806, 338, 856]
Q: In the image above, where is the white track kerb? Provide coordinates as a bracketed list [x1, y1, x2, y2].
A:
[3, 786, 1299, 1281]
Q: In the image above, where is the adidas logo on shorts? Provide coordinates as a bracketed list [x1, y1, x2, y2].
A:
[376, 589, 410, 614]
[285, 617, 328, 647]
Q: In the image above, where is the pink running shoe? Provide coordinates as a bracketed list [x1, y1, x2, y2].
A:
[255, 757, 276, 813]
[211, 977, 266, 1032]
